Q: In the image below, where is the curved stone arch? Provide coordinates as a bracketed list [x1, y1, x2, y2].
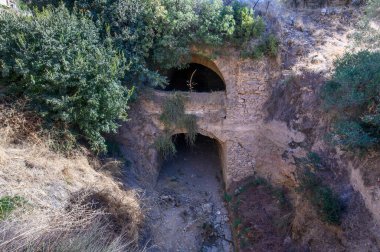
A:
[171, 128, 221, 143]
[190, 54, 226, 85]
[170, 129, 228, 187]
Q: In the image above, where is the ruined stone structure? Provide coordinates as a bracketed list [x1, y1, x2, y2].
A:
[117, 51, 305, 188]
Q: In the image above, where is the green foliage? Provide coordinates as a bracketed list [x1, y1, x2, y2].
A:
[27, 0, 267, 87]
[160, 94, 198, 142]
[154, 132, 176, 159]
[105, 139, 123, 158]
[321, 51, 380, 151]
[243, 34, 280, 59]
[155, 93, 198, 158]
[314, 186, 343, 224]
[0, 5, 133, 152]
[160, 94, 186, 127]
[266, 34, 280, 57]
[233, 177, 289, 208]
[1, 0, 272, 154]
[307, 152, 323, 169]
[231, 1, 265, 42]
[296, 155, 344, 225]
[224, 193, 233, 203]
[0, 196, 26, 219]
[178, 114, 197, 145]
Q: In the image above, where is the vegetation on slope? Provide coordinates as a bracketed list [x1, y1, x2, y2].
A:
[0, 5, 132, 152]
[322, 51, 380, 151]
[0, 0, 273, 152]
[26, 0, 268, 88]
[322, 0, 380, 152]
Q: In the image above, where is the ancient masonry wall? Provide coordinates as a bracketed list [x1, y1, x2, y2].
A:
[117, 52, 305, 188]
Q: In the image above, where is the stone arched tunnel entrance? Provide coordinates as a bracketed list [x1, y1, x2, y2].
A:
[158, 133, 225, 188]
[117, 51, 282, 191]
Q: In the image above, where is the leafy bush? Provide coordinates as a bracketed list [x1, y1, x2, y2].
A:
[104, 0, 267, 84]
[245, 34, 280, 59]
[321, 51, 380, 151]
[0, 5, 133, 152]
[266, 34, 280, 57]
[27, 0, 268, 87]
[1, 0, 272, 153]
[231, 1, 265, 42]
[298, 170, 343, 224]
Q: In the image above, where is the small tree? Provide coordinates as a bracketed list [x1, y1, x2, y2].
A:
[0, 5, 133, 152]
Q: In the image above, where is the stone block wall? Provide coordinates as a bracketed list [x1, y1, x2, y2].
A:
[117, 52, 304, 188]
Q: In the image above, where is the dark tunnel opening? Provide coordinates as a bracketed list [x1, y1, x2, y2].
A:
[153, 133, 232, 249]
[158, 133, 225, 186]
[162, 63, 226, 92]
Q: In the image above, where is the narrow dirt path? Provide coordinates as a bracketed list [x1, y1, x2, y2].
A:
[148, 135, 233, 251]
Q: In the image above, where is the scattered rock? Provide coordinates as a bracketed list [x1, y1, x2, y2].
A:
[202, 203, 213, 214]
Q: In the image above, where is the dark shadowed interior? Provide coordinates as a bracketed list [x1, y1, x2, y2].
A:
[162, 63, 226, 92]
[153, 133, 232, 249]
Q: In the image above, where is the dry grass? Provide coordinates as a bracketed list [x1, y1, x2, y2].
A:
[0, 102, 144, 251]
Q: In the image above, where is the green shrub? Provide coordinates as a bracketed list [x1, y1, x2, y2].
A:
[266, 34, 280, 57]
[315, 186, 343, 224]
[246, 34, 280, 59]
[231, 1, 265, 42]
[0, 196, 26, 219]
[0, 5, 133, 152]
[321, 51, 380, 151]
[26, 0, 267, 87]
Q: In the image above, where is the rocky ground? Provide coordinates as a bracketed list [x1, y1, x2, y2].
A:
[146, 135, 233, 251]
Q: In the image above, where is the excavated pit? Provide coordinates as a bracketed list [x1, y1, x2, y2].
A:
[149, 134, 233, 251]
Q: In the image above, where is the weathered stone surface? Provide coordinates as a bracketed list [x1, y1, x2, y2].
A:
[116, 52, 304, 189]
